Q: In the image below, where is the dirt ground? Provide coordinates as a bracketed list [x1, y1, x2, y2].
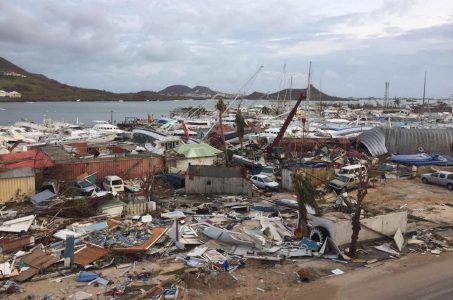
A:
[365, 178, 453, 210]
[185, 250, 453, 300]
[363, 179, 453, 226]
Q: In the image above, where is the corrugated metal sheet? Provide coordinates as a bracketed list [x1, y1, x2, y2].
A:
[0, 150, 54, 169]
[359, 127, 453, 156]
[49, 155, 164, 181]
[0, 175, 35, 203]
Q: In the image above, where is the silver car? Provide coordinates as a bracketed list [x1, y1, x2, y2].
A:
[421, 171, 453, 190]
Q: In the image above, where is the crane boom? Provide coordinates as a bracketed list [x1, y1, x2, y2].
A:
[268, 92, 306, 152]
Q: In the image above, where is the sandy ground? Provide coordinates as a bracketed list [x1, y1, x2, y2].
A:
[188, 251, 453, 300]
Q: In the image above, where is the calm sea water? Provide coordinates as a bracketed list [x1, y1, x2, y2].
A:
[0, 99, 272, 125]
[0, 98, 424, 125]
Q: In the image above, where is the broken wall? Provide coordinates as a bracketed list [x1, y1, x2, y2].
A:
[309, 211, 408, 246]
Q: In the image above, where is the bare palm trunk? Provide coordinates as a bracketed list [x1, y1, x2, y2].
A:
[348, 171, 369, 257]
[296, 203, 309, 237]
[219, 114, 228, 164]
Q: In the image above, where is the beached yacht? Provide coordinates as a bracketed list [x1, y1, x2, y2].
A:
[132, 128, 183, 155]
[91, 122, 123, 134]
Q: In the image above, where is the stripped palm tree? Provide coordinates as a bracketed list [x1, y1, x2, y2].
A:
[216, 97, 228, 164]
[235, 108, 246, 150]
[348, 165, 373, 257]
[292, 171, 320, 238]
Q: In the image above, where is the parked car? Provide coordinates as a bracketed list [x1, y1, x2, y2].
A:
[102, 175, 125, 193]
[421, 171, 453, 190]
[329, 174, 359, 192]
[251, 174, 279, 191]
[74, 180, 98, 195]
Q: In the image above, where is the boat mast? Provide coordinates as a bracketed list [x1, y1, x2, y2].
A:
[319, 78, 323, 116]
[422, 71, 427, 106]
[384, 81, 389, 108]
[305, 61, 312, 123]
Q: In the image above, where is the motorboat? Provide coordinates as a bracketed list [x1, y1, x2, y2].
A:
[389, 153, 453, 166]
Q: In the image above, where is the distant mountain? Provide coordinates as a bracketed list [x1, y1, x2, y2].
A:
[0, 57, 168, 101]
[159, 84, 221, 97]
[246, 85, 346, 101]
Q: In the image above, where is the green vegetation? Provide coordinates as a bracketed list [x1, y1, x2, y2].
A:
[0, 74, 169, 101]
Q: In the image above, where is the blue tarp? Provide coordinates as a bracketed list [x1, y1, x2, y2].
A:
[76, 271, 98, 282]
[299, 237, 320, 251]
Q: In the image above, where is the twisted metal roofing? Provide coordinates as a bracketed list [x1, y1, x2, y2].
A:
[358, 127, 453, 156]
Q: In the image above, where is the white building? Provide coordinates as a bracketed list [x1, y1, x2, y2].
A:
[7, 91, 22, 98]
[0, 90, 6, 97]
[3, 71, 26, 78]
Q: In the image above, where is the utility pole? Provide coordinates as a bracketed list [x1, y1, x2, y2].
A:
[422, 71, 427, 106]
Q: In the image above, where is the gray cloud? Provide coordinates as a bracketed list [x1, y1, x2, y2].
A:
[0, 0, 452, 97]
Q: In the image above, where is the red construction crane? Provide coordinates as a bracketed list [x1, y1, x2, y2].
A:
[267, 92, 306, 154]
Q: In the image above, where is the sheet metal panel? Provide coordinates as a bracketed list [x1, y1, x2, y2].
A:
[359, 127, 453, 156]
[0, 176, 35, 203]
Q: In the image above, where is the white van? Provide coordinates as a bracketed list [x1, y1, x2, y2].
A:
[102, 175, 125, 193]
[337, 164, 367, 176]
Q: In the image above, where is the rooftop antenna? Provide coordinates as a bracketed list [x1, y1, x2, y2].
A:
[422, 71, 427, 106]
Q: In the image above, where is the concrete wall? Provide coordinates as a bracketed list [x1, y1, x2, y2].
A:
[0, 176, 35, 203]
[310, 211, 407, 246]
[282, 167, 335, 191]
[185, 175, 252, 196]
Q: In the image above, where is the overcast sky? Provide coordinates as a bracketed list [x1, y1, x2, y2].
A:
[1, 0, 452, 97]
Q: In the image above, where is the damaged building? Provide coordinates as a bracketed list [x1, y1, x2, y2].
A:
[185, 165, 252, 196]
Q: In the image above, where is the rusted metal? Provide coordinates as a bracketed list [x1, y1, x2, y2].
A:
[48, 155, 164, 182]
[0, 236, 35, 253]
[0, 149, 54, 169]
[74, 244, 109, 266]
